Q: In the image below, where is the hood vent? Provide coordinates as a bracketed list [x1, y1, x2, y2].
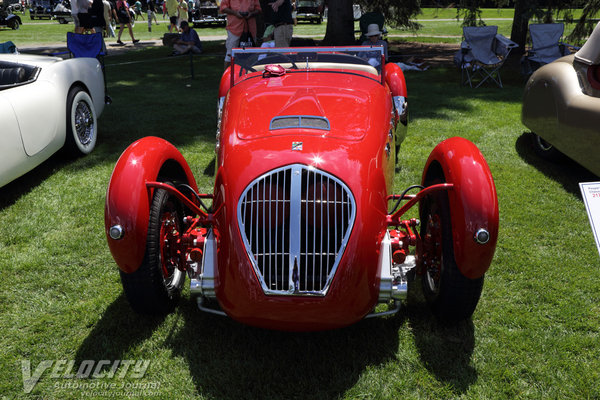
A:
[270, 115, 330, 131]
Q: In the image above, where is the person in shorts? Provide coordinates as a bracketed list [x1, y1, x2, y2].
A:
[220, 0, 261, 69]
[71, 0, 82, 32]
[115, 0, 140, 44]
[166, 0, 178, 32]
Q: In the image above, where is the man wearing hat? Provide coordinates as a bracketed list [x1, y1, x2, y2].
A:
[362, 23, 388, 61]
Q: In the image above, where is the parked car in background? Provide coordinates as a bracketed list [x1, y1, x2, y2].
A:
[52, 0, 72, 24]
[105, 46, 499, 331]
[29, 0, 53, 19]
[0, 53, 106, 187]
[5, 0, 24, 14]
[522, 22, 600, 177]
[295, 0, 323, 24]
[191, 1, 226, 27]
[0, 2, 22, 29]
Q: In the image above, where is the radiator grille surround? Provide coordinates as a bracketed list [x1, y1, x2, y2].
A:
[237, 164, 356, 296]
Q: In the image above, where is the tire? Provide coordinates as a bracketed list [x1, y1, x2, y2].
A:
[420, 187, 484, 321]
[120, 183, 186, 314]
[531, 133, 562, 161]
[65, 87, 97, 156]
[8, 19, 19, 30]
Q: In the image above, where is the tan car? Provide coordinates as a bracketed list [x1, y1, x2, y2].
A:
[522, 23, 600, 177]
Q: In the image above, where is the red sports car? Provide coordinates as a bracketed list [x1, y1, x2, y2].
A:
[105, 46, 499, 331]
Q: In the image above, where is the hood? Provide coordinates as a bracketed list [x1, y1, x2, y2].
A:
[232, 76, 384, 141]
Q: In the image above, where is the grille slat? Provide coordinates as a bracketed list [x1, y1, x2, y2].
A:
[238, 164, 355, 296]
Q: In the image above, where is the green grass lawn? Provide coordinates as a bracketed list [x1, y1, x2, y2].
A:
[0, 7, 585, 46]
[1, 12, 599, 400]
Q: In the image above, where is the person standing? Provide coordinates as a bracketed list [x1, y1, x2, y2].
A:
[265, 0, 292, 47]
[220, 0, 261, 69]
[71, 0, 82, 33]
[166, 0, 178, 32]
[78, 0, 94, 33]
[115, 0, 139, 44]
[146, 0, 158, 31]
[177, 0, 188, 26]
[90, 0, 106, 35]
[103, 0, 115, 37]
[132, 0, 142, 19]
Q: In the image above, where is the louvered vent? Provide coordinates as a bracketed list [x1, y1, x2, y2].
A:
[270, 116, 330, 131]
[237, 164, 355, 296]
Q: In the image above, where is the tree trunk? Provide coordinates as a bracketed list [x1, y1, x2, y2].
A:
[322, 0, 355, 45]
[510, 0, 529, 55]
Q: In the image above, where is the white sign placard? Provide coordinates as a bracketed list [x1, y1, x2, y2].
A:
[579, 181, 600, 258]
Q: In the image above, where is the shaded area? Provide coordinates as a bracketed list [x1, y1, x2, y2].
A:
[409, 303, 477, 393]
[76, 276, 479, 398]
[516, 132, 599, 197]
[75, 294, 404, 399]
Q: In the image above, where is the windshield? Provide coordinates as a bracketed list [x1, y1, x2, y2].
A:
[231, 46, 385, 86]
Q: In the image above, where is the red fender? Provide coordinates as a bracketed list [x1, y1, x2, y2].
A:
[104, 136, 198, 273]
[384, 62, 407, 97]
[218, 64, 243, 98]
[422, 137, 499, 279]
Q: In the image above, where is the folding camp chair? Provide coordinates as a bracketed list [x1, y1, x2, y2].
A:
[65, 32, 112, 104]
[522, 23, 579, 75]
[454, 25, 518, 88]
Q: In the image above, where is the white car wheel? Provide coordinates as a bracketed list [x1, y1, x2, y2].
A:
[66, 88, 97, 156]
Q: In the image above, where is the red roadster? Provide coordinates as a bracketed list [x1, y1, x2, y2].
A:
[105, 47, 499, 331]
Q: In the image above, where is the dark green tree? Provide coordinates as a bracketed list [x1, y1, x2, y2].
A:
[569, 0, 600, 42]
[456, 0, 591, 51]
[322, 0, 421, 45]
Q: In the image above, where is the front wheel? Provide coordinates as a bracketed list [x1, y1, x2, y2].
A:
[8, 19, 19, 29]
[420, 189, 484, 321]
[65, 87, 97, 156]
[120, 183, 186, 314]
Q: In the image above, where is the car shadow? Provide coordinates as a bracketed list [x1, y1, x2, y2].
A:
[75, 294, 403, 399]
[516, 132, 599, 197]
[407, 303, 477, 393]
[76, 288, 477, 398]
[0, 152, 67, 209]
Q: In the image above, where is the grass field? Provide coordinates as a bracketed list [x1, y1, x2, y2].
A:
[1, 9, 600, 400]
[0, 7, 585, 46]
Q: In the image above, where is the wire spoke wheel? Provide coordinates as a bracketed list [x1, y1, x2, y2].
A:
[74, 101, 94, 146]
[422, 212, 443, 296]
[65, 87, 97, 156]
[158, 208, 184, 292]
[419, 188, 484, 321]
[120, 182, 186, 314]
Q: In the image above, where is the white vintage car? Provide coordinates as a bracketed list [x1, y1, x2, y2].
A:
[0, 53, 105, 188]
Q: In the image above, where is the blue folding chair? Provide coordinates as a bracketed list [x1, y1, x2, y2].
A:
[521, 23, 579, 75]
[65, 32, 111, 104]
[454, 26, 518, 88]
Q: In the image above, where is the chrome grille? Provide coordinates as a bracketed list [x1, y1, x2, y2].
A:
[238, 164, 355, 296]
